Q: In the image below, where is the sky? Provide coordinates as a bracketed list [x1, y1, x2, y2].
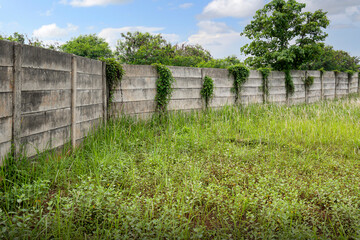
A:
[0, 0, 359, 59]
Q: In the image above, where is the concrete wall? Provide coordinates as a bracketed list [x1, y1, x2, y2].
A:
[0, 39, 359, 163]
[0, 41, 13, 164]
[0, 40, 105, 163]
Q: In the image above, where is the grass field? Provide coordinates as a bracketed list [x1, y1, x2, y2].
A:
[1, 96, 360, 239]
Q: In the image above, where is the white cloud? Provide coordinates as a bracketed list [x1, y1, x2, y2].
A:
[299, 0, 360, 15]
[299, 0, 360, 27]
[98, 26, 180, 49]
[200, 0, 264, 19]
[179, 3, 193, 9]
[33, 23, 78, 39]
[61, 0, 131, 7]
[188, 21, 247, 59]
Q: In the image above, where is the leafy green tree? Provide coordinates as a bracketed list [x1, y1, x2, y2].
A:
[241, 0, 329, 70]
[197, 55, 242, 69]
[115, 32, 214, 67]
[170, 43, 212, 67]
[60, 34, 113, 60]
[0, 32, 45, 47]
[301, 45, 359, 72]
[115, 32, 174, 65]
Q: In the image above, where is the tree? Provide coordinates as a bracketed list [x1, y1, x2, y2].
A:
[170, 43, 212, 67]
[0, 32, 44, 47]
[241, 0, 329, 70]
[197, 55, 242, 69]
[60, 34, 113, 60]
[115, 32, 175, 65]
[115, 31, 214, 67]
[301, 45, 360, 72]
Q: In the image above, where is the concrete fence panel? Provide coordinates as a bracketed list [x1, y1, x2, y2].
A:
[0, 39, 359, 163]
[0, 41, 14, 164]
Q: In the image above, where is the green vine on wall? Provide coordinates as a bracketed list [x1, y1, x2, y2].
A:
[153, 63, 175, 113]
[101, 58, 125, 106]
[228, 64, 250, 103]
[258, 68, 271, 102]
[304, 73, 314, 89]
[200, 75, 214, 109]
[284, 70, 295, 98]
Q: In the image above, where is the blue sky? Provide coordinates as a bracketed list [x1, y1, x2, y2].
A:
[0, 0, 359, 59]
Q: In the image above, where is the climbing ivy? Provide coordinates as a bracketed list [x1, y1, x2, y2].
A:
[200, 75, 214, 109]
[228, 64, 250, 103]
[304, 74, 314, 89]
[101, 58, 125, 106]
[153, 63, 175, 113]
[258, 68, 271, 102]
[284, 70, 295, 97]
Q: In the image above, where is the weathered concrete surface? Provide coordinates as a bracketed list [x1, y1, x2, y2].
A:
[0, 92, 13, 118]
[22, 45, 71, 71]
[336, 72, 349, 98]
[349, 75, 359, 94]
[289, 71, 306, 104]
[0, 41, 14, 67]
[307, 71, 322, 104]
[20, 126, 70, 157]
[323, 72, 336, 100]
[22, 68, 71, 91]
[268, 71, 287, 104]
[76, 57, 102, 75]
[0, 41, 14, 162]
[21, 90, 71, 113]
[0, 67, 13, 91]
[0, 117, 12, 144]
[77, 73, 103, 90]
[20, 108, 71, 137]
[76, 119, 101, 140]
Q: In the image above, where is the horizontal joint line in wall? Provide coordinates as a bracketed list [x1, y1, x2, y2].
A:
[0, 140, 11, 145]
[21, 89, 71, 92]
[21, 107, 71, 115]
[76, 103, 102, 108]
[21, 67, 71, 73]
[112, 100, 155, 103]
[76, 103, 103, 107]
[76, 117, 102, 124]
[20, 124, 71, 139]
[76, 72, 102, 76]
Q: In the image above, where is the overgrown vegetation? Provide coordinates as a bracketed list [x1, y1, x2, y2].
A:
[200, 76, 214, 109]
[61, 34, 113, 60]
[258, 67, 271, 102]
[302, 45, 360, 72]
[304, 73, 314, 89]
[153, 63, 175, 112]
[1, 96, 360, 239]
[228, 64, 250, 103]
[101, 58, 125, 106]
[284, 70, 295, 97]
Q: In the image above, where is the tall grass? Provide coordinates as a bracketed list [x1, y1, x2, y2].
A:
[1, 96, 360, 239]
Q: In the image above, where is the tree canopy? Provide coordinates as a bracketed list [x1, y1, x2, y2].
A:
[115, 32, 174, 65]
[241, 0, 329, 71]
[301, 45, 360, 72]
[60, 34, 113, 60]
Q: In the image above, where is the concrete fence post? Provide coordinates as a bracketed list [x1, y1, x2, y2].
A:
[304, 71, 309, 104]
[12, 43, 22, 158]
[102, 62, 107, 123]
[71, 56, 77, 149]
[320, 71, 324, 101]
